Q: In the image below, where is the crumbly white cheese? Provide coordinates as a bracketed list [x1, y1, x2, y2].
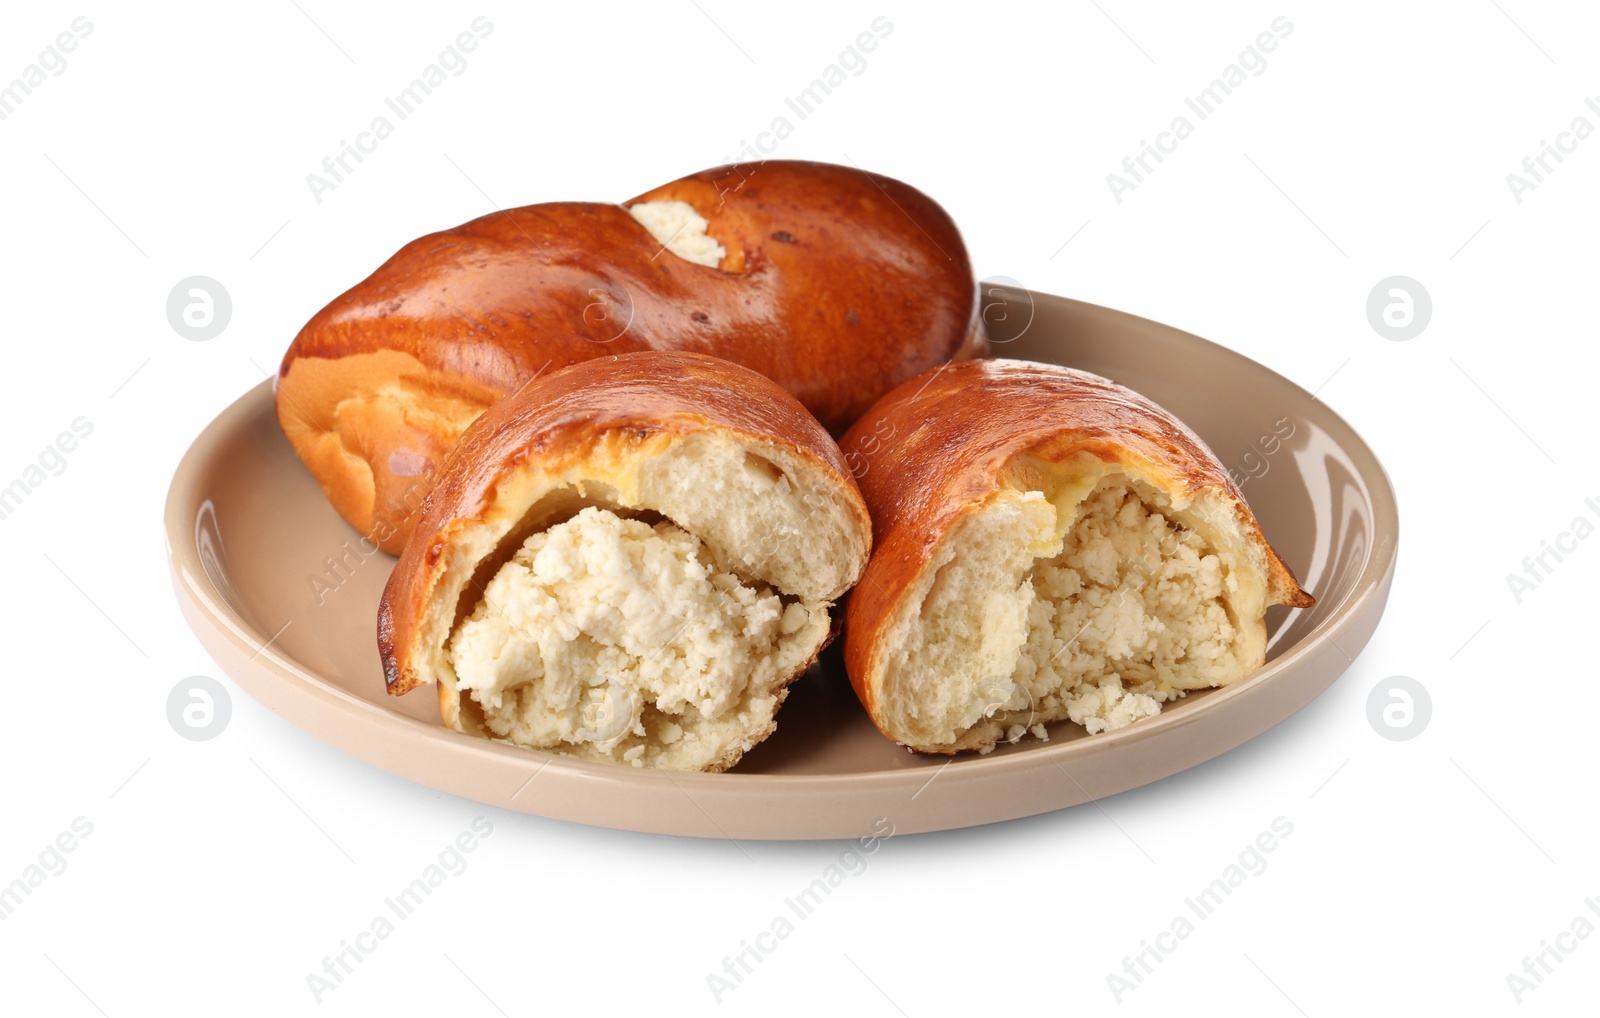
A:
[895, 480, 1244, 749]
[447, 506, 815, 766]
[1015, 483, 1236, 734]
[628, 200, 727, 268]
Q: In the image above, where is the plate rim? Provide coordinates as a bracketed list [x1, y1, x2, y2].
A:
[164, 291, 1399, 832]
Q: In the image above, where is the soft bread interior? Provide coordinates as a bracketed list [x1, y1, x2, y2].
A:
[425, 429, 868, 771]
[632, 431, 862, 600]
[628, 201, 726, 268]
[875, 460, 1272, 753]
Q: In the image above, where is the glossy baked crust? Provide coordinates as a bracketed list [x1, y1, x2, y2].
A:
[838, 358, 1314, 742]
[277, 160, 979, 553]
[378, 351, 872, 773]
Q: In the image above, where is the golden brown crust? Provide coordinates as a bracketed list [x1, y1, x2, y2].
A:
[838, 358, 1313, 728]
[380, 350, 871, 701]
[278, 160, 976, 553]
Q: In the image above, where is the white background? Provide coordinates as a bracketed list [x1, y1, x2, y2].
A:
[1, 1, 1596, 1014]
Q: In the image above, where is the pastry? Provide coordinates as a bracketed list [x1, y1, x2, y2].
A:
[276, 160, 978, 553]
[839, 359, 1314, 754]
[380, 351, 872, 771]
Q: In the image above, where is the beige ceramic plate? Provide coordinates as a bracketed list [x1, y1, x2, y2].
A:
[165, 290, 1397, 840]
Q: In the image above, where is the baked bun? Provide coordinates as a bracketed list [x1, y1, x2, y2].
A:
[380, 351, 871, 772]
[277, 159, 978, 553]
[839, 359, 1314, 755]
